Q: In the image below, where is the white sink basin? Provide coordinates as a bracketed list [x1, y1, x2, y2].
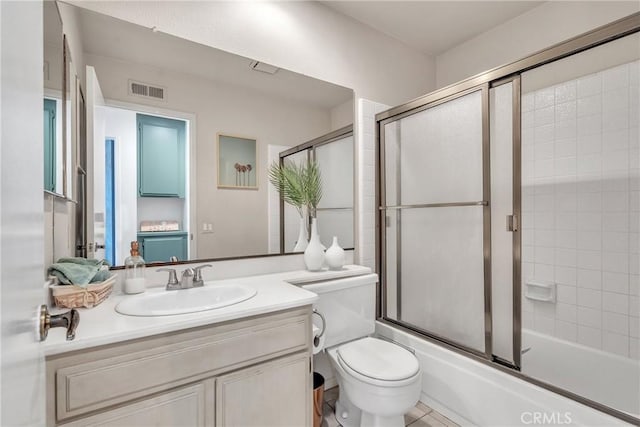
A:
[115, 284, 257, 316]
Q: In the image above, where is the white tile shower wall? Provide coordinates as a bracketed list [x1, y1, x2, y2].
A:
[356, 99, 390, 270]
[522, 60, 640, 359]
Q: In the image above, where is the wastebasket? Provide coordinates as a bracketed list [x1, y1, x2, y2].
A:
[313, 372, 325, 427]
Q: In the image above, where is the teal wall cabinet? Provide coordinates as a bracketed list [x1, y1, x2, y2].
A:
[137, 114, 186, 198]
[137, 231, 188, 263]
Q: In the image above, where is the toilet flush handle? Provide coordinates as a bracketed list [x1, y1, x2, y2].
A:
[312, 309, 326, 347]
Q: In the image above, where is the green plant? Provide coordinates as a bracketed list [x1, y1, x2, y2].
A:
[268, 160, 306, 218]
[268, 159, 323, 218]
[302, 160, 322, 218]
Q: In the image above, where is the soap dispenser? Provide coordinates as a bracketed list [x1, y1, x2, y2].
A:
[124, 241, 146, 294]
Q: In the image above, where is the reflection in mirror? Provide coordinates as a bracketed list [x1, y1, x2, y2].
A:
[279, 127, 354, 253]
[43, 1, 64, 195]
[65, 4, 354, 266]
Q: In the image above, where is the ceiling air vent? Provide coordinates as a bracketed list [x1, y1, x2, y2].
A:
[128, 80, 166, 101]
[249, 61, 279, 75]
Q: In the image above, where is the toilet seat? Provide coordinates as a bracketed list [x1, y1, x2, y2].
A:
[336, 337, 420, 388]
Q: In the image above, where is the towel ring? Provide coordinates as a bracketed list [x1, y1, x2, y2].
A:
[312, 309, 326, 338]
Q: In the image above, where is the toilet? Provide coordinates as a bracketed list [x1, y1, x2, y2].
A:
[303, 273, 422, 427]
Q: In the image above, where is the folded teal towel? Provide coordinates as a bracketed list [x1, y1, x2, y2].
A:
[48, 258, 110, 287]
[92, 269, 112, 283]
[57, 257, 109, 267]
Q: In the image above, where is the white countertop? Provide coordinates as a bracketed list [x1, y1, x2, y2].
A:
[43, 265, 372, 356]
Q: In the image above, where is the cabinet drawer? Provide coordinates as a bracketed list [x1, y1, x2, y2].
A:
[59, 383, 209, 427]
[48, 307, 311, 423]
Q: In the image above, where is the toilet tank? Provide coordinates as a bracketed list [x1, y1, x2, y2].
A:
[302, 273, 377, 348]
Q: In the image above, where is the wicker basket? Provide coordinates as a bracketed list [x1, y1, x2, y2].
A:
[51, 275, 116, 309]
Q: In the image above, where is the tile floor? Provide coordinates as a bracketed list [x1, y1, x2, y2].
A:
[322, 386, 460, 427]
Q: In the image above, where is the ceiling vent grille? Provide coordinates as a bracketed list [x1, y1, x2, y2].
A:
[249, 61, 279, 75]
[128, 80, 166, 101]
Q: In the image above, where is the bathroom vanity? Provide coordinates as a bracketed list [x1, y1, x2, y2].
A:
[43, 266, 370, 426]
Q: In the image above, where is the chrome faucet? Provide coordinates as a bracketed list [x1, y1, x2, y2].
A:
[158, 267, 196, 290]
[180, 268, 194, 288]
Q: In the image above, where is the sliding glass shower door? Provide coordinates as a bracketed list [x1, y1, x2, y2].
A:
[381, 88, 491, 355]
[377, 18, 639, 423]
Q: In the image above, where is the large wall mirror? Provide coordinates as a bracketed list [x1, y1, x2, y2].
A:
[52, 2, 354, 268]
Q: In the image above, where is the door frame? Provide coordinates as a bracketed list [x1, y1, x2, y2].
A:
[102, 99, 197, 260]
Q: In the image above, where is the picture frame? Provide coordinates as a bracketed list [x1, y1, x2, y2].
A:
[217, 133, 258, 189]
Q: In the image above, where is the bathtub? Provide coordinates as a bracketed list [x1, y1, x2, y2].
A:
[521, 329, 640, 418]
[376, 321, 633, 426]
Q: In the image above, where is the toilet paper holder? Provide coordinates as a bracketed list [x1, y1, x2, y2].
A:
[312, 309, 326, 347]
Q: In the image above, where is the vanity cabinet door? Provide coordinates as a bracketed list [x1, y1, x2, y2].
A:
[138, 232, 188, 262]
[216, 352, 311, 427]
[137, 114, 185, 198]
[59, 382, 213, 427]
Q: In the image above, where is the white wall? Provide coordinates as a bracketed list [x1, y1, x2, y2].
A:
[68, 0, 435, 106]
[330, 99, 354, 130]
[356, 99, 390, 270]
[100, 107, 137, 265]
[436, 1, 640, 89]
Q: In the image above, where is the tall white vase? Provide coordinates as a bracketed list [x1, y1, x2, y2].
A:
[304, 218, 324, 271]
[293, 217, 308, 252]
[325, 236, 345, 270]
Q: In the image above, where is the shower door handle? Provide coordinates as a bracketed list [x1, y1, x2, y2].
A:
[506, 215, 518, 232]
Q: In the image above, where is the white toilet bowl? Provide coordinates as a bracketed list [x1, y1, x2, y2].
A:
[303, 274, 422, 427]
[327, 337, 422, 427]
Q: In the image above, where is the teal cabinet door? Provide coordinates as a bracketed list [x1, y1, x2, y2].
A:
[138, 232, 188, 263]
[137, 114, 185, 197]
[43, 99, 57, 192]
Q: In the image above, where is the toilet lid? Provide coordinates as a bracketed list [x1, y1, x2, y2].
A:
[337, 337, 419, 381]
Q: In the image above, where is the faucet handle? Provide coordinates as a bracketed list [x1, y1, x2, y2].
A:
[157, 268, 179, 290]
[193, 264, 212, 284]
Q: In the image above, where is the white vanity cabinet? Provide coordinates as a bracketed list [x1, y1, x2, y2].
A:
[46, 306, 313, 426]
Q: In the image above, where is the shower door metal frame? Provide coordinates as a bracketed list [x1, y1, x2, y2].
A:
[375, 11, 640, 425]
[488, 74, 522, 370]
[378, 84, 494, 361]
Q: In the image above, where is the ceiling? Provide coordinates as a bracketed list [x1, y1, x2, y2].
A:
[75, 6, 353, 110]
[322, 1, 544, 56]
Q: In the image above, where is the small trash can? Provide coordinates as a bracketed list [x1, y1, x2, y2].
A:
[313, 372, 325, 427]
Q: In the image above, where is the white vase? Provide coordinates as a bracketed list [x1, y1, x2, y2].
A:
[304, 218, 324, 271]
[293, 217, 308, 252]
[325, 236, 345, 270]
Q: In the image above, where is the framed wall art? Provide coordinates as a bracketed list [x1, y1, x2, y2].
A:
[217, 133, 257, 189]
